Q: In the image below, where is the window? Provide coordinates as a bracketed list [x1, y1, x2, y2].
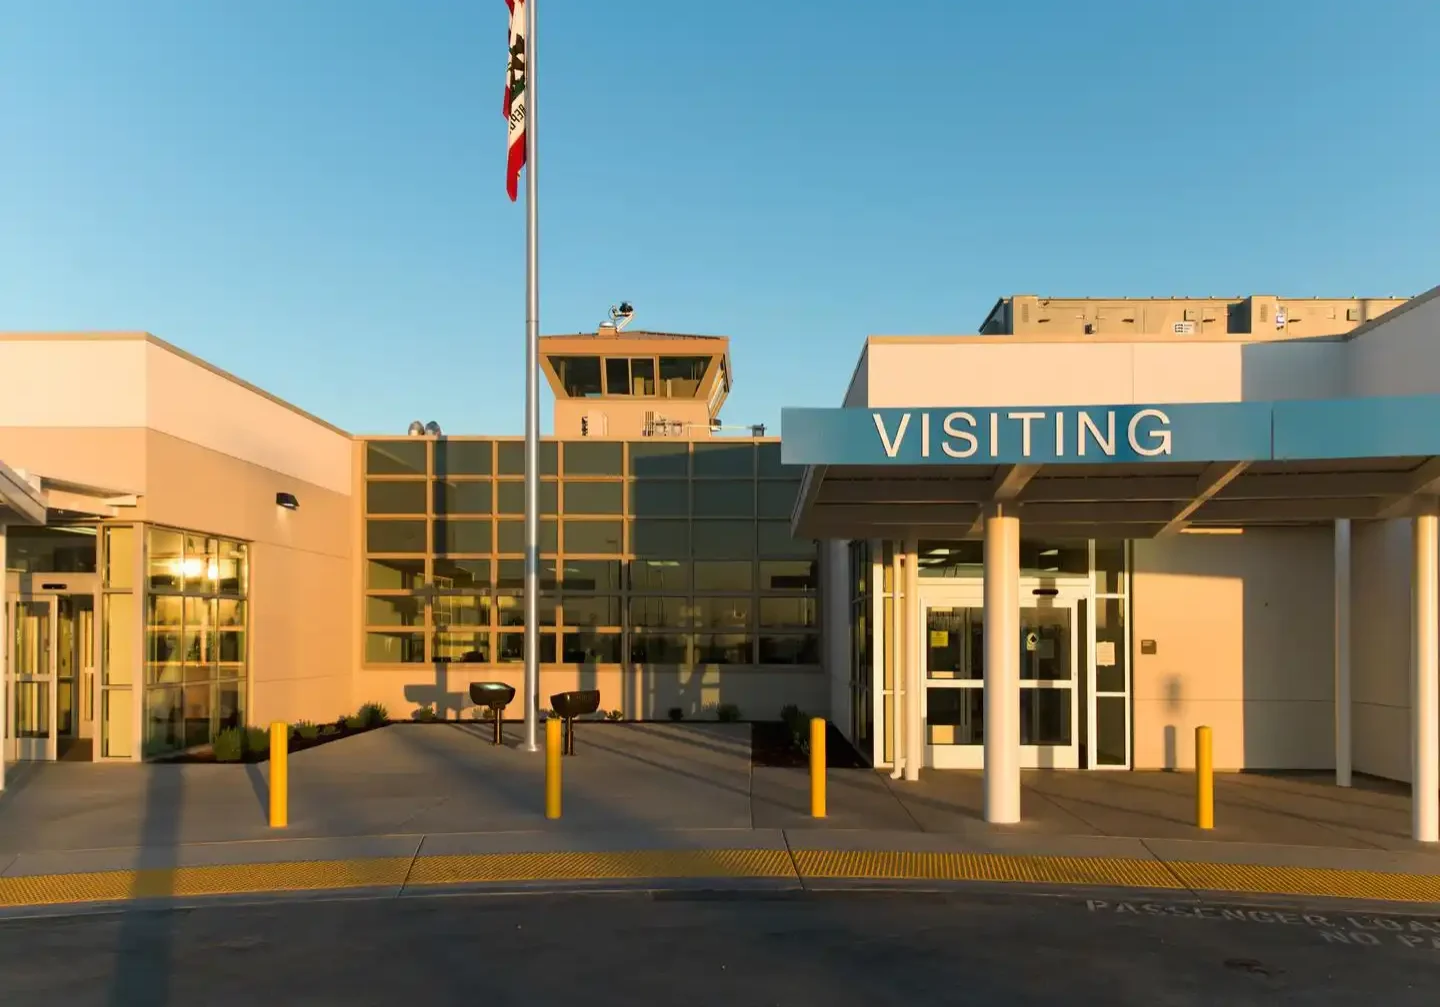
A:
[693, 481, 754, 517]
[563, 520, 623, 554]
[433, 631, 491, 664]
[434, 558, 490, 590]
[696, 634, 751, 664]
[693, 443, 754, 478]
[434, 594, 490, 628]
[367, 632, 425, 664]
[760, 596, 817, 628]
[497, 632, 557, 663]
[759, 634, 819, 665]
[144, 528, 248, 757]
[434, 481, 492, 515]
[629, 596, 688, 628]
[630, 633, 687, 664]
[368, 520, 426, 554]
[564, 482, 624, 515]
[629, 559, 689, 591]
[558, 559, 621, 590]
[758, 481, 800, 518]
[604, 357, 655, 396]
[657, 356, 710, 397]
[693, 520, 754, 559]
[497, 480, 558, 514]
[759, 560, 816, 591]
[497, 441, 558, 476]
[552, 356, 603, 397]
[562, 595, 621, 627]
[497, 593, 557, 627]
[434, 440, 491, 476]
[630, 481, 687, 517]
[367, 481, 426, 515]
[694, 561, 752, 591]
[366, 441, 426, 477]
[497, 519, 558, 554]
[433, 519, 493, 555]
[692, 596, 751, 630]
[563, 632, 623, 664]
[632, 519, 688, 557]
[629, 442, 688, 478]
[366, 596, 423, 626]
[564, 442, 623, 476]
[758, 521, 811, 558]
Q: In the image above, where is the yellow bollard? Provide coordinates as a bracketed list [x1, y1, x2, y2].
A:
[269, 722, 288, 829]
[1196, 725, 1214, 830]
[810, 717, 826, 819]
[545, 717, 562, 819]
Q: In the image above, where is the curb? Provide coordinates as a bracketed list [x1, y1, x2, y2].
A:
[4, 847, 1440, 912]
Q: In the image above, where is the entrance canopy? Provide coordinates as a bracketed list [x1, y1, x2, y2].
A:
[0, 460, 45, 526]
[783, 396, 1440, 539]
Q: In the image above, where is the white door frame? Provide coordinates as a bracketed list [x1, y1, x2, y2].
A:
[920, 579, 1086, 770]
[7, 595, 57, 761]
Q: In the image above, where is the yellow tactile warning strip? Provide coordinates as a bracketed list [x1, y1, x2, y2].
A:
[791, 850, 1185, 891]
[406, 849, 793, 886]
[3, 849, 1440, 908]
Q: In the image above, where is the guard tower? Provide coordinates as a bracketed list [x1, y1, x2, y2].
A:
[539, 308, 733, 439]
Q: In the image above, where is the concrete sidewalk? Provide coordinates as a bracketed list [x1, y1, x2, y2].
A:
[2, 723, 1438, 912]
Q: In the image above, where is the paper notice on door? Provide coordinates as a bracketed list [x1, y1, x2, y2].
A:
[1096, 640, 1117, 667]
[930, 630, 949, 648]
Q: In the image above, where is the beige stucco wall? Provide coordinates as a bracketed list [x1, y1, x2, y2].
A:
[1132, 528, 1335, 771]
[143, 430, 354, 726]
[352, 666, 828, 724]
[1345, 290, 1440, 397]
[858, 338, 1345, 409]
[1350, 519, 1420, 783]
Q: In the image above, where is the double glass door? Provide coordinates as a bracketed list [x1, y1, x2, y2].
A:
[7, 594, 92, 761]
[922, 583, 1081, 770]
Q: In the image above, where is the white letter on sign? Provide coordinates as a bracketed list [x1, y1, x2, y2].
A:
[942, 412, 978, 458]
[1008, 412, 1045, 458]
[1127, 409, 1172, 457]
[874, 413, 911, 459]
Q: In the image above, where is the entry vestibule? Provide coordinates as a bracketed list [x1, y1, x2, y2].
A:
[787, 397, 1440, 841]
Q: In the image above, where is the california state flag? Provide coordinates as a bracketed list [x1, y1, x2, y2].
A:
[504, 0, 527, 201]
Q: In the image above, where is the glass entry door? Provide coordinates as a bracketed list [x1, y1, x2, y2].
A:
[922, 583, 1082, 770]
[9, 597, 57, 761]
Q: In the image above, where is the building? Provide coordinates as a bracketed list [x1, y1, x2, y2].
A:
[0, 326, 821, 769]
[6, 288, 1440, 844]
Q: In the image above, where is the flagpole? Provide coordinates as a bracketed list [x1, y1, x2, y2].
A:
[521, 0, 541, 753]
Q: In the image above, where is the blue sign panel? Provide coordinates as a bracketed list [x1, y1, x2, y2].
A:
[1273, 396, 1440, 460]
[781, 403, 1275, 466]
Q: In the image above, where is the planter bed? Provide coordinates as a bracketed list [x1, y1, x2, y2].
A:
[751, 720, 869, 769]
[153, 720, 388, 764]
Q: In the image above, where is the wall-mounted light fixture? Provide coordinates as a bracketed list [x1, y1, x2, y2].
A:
[276, 492, 300, 511]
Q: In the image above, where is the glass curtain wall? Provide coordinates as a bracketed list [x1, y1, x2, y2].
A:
[142, 528, 249, 756]
[361, 438, 819, 672]
[100, 525, 137, 758]
[847, 540, 873, 753]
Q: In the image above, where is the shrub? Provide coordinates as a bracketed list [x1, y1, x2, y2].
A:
[319, 724, 340, 737]
[213, 727, 245, 762]
[412, 706, 440, 723]
[668, 707, 683, 722]
[294, 721, 320, 741]
[244, 726, 270, 755]
[716, 703, 741, 723]
[604, 709, 624, 722]
[358, 702, 388, 728]
[343, 714, 366, 730]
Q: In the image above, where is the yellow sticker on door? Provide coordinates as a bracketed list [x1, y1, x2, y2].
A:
[930, 630, 949, 648]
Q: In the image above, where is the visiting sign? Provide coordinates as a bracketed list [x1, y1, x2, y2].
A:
[779, 395, 1440, 467]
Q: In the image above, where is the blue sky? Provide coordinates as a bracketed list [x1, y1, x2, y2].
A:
[2, 0, 1437, 435]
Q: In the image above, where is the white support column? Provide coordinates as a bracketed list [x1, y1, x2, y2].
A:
[903, 538, 922, 781]
[0, 524, 7, 791]
[984, 507, 1021, 823]
[1335, 519, 1352, 788]
[1413, 509, 1439, 843]
[889, 544, 904, 779]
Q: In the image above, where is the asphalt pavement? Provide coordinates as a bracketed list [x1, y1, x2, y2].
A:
[2, 888, 1438, 1006]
